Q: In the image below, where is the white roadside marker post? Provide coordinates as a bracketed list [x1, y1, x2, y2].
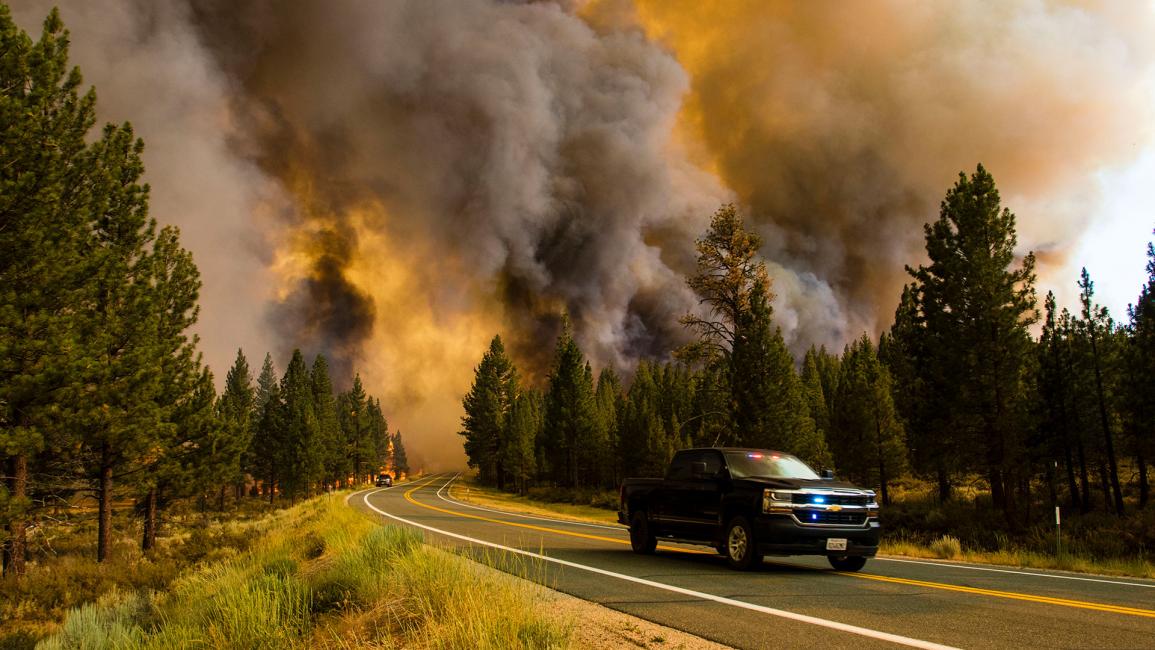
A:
[1055, 505, 1061, 558]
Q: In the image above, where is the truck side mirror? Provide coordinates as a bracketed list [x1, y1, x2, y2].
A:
[691, 461, 708, 477]
[821, 469, 835, 480]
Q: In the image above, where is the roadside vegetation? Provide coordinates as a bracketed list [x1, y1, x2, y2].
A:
[17, 493, 571, 649]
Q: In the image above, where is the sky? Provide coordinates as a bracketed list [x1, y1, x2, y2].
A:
[1073, 147, 1155, 320]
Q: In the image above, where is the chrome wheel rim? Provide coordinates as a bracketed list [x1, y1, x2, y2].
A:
[728, 525, 747, 560]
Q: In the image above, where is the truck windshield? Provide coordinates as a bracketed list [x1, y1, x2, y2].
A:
[724, 451, 820, 480]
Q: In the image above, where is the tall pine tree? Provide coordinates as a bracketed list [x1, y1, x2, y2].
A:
[459, 335, 517, 488]
[906, 164, 1037, 518]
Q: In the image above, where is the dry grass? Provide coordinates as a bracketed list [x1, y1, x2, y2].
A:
[33, 493, 573, 649]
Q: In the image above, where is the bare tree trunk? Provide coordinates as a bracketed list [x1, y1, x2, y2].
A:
[874, 411, 890, 506]
[98, 447, 113, 563]
[218, 485, 226, 512]
[1139, 450, 1149, 509]
[3, 454, 29, 577]
[1089, 331, 1125, 514]
[268, 462, 276, 505]
[1097, 461, 1113, 515]
[936, 464, 952, 503]
[142, 488, 158, 553]
[1076, 437, 1092, 513]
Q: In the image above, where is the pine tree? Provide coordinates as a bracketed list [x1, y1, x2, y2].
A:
[459, 335, 517, 488]
[391, 431, 410, 476]
[338, 375, 370, 484]
[594, 369, 623, 488]
[830, 336, 907, 503]
[1077, 269, 1124, 514]
[541, 322, 597, 488]
[279, 350, 320, 499]
[217, 349, 254, 500]
[310, 354, 343, 490]
[905, 164, 1038, 517]
[730, 279, 829, 465]
[1, 7, 103, 575]
[801, 347, 832, 441]
[1037, 292, 1084, 510]
[136, 224, 209, 546]
[680, 204, 768, 365]
[73, 118, 192, 563]
[505, 390, 542, 495]
[144, 366, 220, 550]
[366, 398, 390, 478]
[246, 354, 281, 499]
[1125, 237, 1155, 507]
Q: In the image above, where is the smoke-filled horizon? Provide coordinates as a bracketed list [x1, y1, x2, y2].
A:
[11, 0, 1154, 471]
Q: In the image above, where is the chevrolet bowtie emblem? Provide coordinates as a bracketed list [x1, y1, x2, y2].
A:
[828, 504, 842, 512]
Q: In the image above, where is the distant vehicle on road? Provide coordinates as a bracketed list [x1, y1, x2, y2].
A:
[375, 473, 393, 487]
[619, 448, 880, 571]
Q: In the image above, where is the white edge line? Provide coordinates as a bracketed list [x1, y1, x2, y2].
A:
[876, 556, 1155, 589]
[436, 474, 627, 532]
[360, 479, 959, 650]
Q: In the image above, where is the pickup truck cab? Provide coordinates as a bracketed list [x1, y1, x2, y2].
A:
[618, 448, 880, 571]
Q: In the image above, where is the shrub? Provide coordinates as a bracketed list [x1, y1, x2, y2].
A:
[929, 535, 962, 559]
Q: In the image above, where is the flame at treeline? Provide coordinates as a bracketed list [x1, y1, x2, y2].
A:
[13, 0, 1153, 469]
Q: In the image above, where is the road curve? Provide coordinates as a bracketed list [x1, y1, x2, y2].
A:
[349, 474, 1155, 649]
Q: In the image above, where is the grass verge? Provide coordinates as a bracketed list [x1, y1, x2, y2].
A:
[880, 534, 1155, 579]
[33, 493, 573, 649]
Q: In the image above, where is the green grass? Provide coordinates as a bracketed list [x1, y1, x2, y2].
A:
[32, 494, 574, 649]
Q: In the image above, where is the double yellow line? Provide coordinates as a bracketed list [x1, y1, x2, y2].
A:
[401, 477, 707, 554]
[845, 572, 1155, 619]
[396, 478, 1155, 620]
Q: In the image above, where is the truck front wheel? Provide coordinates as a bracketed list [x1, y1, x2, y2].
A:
[629, 511, 657, 554]
[724, 516, 762, 570]
[828, 555, 867, 572]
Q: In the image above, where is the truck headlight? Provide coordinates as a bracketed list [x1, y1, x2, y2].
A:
[762, 489, 792, 513]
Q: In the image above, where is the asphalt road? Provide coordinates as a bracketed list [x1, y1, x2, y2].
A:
[350, 474, 1155, 649]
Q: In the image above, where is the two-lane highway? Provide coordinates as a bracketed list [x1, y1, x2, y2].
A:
[351, 475, 1155, 649]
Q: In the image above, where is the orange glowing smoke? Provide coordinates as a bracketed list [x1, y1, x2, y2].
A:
[272, 175, 503, 470]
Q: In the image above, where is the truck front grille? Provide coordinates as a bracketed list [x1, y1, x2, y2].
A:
[791, 494, 870, 506]
[795, 510, 869, 526]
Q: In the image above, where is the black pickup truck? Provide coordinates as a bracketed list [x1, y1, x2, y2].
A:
[618, 447, 880, 571]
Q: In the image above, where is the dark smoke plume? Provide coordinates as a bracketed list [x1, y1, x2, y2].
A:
[13, 0, 1154, 469]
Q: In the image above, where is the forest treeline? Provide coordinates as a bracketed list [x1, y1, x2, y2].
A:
[0, 9, 407, 578]
[460, 170, 1155, 541]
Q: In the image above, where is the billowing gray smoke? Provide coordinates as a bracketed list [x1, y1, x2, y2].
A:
[11, 0, 1154, 469]
[186, 0, 731, 377]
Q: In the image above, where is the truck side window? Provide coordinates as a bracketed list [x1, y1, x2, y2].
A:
[666, 452, 691, 480]
[701, 451, 723, 476]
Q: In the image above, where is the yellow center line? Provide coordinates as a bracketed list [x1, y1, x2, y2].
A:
[843, 571, 1155, 619]
[401, 480, 709, 554]
[390, 478, 1155, 619]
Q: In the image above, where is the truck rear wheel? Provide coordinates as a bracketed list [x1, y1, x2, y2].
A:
[724, 516, 762, 570]
[828, 555, 867, 572]
[629, 511, 657, 554]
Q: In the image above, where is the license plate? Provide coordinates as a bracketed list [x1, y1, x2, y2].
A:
[826, 538, 848, 551]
